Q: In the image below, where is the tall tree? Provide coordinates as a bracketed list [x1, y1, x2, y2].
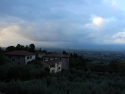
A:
[16, 44, 24, 50]
[6, 46, 15, 52]
[24, 45, 29, 51]
[39, 48, 41, 52]
[62, 51, 68, 55]
[29, 44, 35, 53]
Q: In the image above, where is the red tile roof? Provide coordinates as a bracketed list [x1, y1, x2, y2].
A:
[45, 59, 61, 65]
[43, 53, 69, 58]
[4, 50, 35, 56]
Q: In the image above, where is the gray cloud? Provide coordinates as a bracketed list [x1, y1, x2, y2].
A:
[0, 0, 125, 48]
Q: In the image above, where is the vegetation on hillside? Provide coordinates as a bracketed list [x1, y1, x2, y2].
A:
[0, 67, 125, 94]
[1, 45, 125, 94]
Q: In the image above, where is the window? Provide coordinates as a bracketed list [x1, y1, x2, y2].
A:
[58, 67, 60, 69]
[30, 56, 32, 59]
[27, 57, 29, 59]
[51, 70, 55, 73]
[50, 64, 55, 68]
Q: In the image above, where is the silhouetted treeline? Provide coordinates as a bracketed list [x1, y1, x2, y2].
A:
[6, 44, 35, 53]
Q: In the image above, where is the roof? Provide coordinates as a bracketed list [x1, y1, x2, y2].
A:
[4, 50, 35, 56]
[45, 59, 61, 65]
[43, 53, 69, 58]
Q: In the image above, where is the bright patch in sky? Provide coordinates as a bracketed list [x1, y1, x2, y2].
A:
[93, 17, 104, 27]
[85, 16, 104, 30]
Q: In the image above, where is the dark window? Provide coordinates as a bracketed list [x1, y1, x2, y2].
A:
[58, 67, 60, 69]
[30, 56, 32, 59]
[50, 64, 55, 68]
[18, 56, 20, 59]
[27, 57, 29, 59]
[51, 70, 55, 73]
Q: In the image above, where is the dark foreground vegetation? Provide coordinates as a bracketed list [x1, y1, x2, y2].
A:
[0, 66, 125, 94]
[0, 47, 125, 94]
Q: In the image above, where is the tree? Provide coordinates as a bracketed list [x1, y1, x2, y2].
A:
[62, 51, 68, 55]
[15, 44, 24, 50]
[0, 47, 5, 65]
[6, 46, 15, 52]
[109, 60, 118, 71]
[29, 44, 35, 53]
[24, 45, 29, 51]
[39, 48, 41, 52]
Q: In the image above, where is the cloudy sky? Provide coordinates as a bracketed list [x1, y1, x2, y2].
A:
[0, 0, 125, 49]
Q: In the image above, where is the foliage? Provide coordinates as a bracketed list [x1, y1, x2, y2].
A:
[44, 67, 50, 72]
[29, 44, 35, 53]
[62, 51, 68, 55]
[109, 60, 118, 70]
[69, 53, 86, 68]
[6, 44, 35, 53]
[6, 46, 15, 52]
[118, 61, 125, 71]
[108, 60, 125, 71]
[0, 68, 125, 94]
[0, 47, 5, 65]
[27, 60, 42, 66]
[1, 49, 125, 94]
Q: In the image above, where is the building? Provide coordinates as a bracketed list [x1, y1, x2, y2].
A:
[35, 52, 46, 59]
[42, 59, 62, 73]
[4, 50, 35, 65]
[43, 53, 69, 70]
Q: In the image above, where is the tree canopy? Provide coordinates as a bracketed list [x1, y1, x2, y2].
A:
[6, 44, 35, 53]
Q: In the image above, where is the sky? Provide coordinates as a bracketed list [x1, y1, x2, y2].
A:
[0, 0, 125, 49]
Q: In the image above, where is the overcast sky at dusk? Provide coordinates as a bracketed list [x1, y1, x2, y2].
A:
[0, 0, 125, 49]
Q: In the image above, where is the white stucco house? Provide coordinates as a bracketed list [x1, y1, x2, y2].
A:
[42, 59, 62, 73]
[4, 50, 36, 65]
[43, 53, 69, 70]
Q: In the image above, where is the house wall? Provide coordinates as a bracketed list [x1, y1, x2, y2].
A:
[49, 61, 62, 73]
[43, 57, 69, 70]
[25, 55, 36, 64]
[5, 55, 25, 65]
[5, 55, 35, 65]
[37, 53, 45, 58]
[42, 61, 62, 73]
[60, 58, 69, 70]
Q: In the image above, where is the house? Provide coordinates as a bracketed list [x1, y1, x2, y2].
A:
[42, 59, 62, 73]
[43, 53, 70, 70]
[4, 50, 35, 65]
[35, 52, 46, 59]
